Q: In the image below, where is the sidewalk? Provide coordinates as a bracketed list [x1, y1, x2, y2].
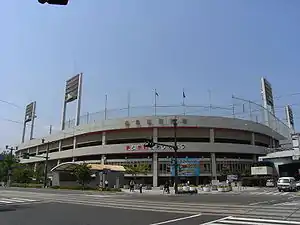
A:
[121, 186, 259, 195]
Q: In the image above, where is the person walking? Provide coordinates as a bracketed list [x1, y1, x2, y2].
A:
[139, 183, 143, 193]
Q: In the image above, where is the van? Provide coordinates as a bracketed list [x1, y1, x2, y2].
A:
[277, 177, 297, 192]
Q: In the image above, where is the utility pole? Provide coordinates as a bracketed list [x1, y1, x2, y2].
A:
[172, 118, 179, 195]
[42, 139, 50, 188]
[144, 117, 179, 194]
[5, 145, 18, 187]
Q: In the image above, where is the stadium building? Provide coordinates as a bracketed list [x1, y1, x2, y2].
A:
[15, 75, 293, 186]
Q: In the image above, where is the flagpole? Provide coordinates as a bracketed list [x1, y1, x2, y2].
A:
[127, 91, 131, 117]
[182, 88, 186, 115]
[104, 94, 108, 120]
[154, 89, 157, 116]
[208, 89, 212, 113]
[182, 88, 185, 106]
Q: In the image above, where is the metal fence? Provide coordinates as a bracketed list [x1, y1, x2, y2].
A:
[62, 96, 292, 139]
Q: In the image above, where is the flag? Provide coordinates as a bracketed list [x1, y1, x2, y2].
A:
[183, 90, 186, 98]
[155, 91, 159, 96]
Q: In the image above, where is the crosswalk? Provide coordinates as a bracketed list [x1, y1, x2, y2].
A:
[246, 190, 298, 196]
[275, 200, 300, 206]
[0, 197, 39, 205]
[202, 216, 300, 225]
[197, 189, 299, 196]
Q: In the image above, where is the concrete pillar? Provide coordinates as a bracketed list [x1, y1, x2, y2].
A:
[210, 128, 214, 143]
[251, 133, 255, 145]
[102, 132, 106, 145]
[58, 140, 62, 152]
[34, 163, 37, 172]
[153, 128, 158, 187]
[153, 128, 158, 142]
[73, 136, 77, 149]
[211, 153, 217, 180]
[36, 146, 39, 155]
[253, 154, 257, 162]
[72, 137, 77, 162]
[101, 155, 106, 165]
[152, 153, 158, 187]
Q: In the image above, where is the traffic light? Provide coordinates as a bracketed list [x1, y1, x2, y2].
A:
[144, 139, 155, 148]
[38, 0, 69, 5]
[22, 153, 30, 159]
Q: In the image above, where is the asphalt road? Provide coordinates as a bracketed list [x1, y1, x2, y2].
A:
[3, 187, 300, 206]
[119, 192, 300, 206]
[0, 202, 222, 225]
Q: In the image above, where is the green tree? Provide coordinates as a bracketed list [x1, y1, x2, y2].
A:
[0, 151, 19, 182]
[124, 163, 150, 179]
[73, 163, 92, 189]
[12, 164, 33, 184]
[32, 164, 44, 184]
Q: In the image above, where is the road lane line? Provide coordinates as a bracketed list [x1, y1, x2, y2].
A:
[199, 216, 231, 225]
[227, 216, 300, 224]
[0, 200, 13, 204]
[149, 213, 202, 225]
[249, 201, 271, 206]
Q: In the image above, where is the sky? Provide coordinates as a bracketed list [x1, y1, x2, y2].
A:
[0, 0, 300, 148]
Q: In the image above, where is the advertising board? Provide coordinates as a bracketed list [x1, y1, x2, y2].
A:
[170, 158, 201, 177]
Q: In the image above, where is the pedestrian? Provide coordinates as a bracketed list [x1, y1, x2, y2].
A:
[164, 181, 170, 194]
[129, 180, 135, 192]
[104, 180, 109, 188]
[139, 183, 143, 193]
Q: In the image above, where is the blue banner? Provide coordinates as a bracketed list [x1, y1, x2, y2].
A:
[170, 158, 201, 177]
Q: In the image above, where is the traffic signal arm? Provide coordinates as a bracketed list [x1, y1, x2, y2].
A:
[38, 0, 69, 5]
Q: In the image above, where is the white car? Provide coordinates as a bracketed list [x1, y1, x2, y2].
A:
[296, 181, 300, 190]
[277, 177, 297, 192]
[266, 179, 275, 187]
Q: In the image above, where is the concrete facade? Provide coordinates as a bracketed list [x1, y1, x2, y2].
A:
[16, 115, 286, 186]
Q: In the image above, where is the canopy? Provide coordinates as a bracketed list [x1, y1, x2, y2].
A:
[50, 162, 126, 172]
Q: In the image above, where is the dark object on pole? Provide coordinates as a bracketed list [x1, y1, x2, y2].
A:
[5, 145, 17, 187]
[38, 0, 69, 5]
[42, 139, 50, 188]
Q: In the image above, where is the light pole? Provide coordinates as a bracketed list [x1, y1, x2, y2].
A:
[172, 118, 179, 195]
[42, 139, 50, 188]
[144, 118, 179, 194]
[5, 145, 18, 187]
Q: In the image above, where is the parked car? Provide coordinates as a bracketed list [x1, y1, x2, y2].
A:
[296, 181, 300, 190]
[277, 177, 297, 192]
[266, 179, 275, 187]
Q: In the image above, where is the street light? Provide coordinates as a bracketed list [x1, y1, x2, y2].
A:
[38, 0, 69, 5]
[41, 139, 50, 188]
[144, 118, 179, 194]
[5, 145, 18, 187]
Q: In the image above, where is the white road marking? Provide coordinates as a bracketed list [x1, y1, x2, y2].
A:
[11, 198, 37, 202]
[1, 198, 26, 203]
[249, 201, 271, 206]
[225, 216, 300, 224]
[0, 200, 13, 204]
[149, 213, 202, 225]
[199, 216, 231, 225]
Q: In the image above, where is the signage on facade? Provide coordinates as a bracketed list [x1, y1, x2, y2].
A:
[251, 166, 273, 176]
[125, 144, 185, 152]
[170, 158, 201, 177]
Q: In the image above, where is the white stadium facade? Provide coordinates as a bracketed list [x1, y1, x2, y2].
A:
[14, 75, 294, 186]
